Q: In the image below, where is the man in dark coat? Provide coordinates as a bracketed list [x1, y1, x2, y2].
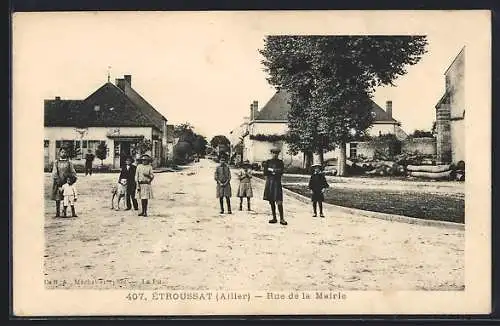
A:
[84, 149, 95, 176]
[262, 146, 287, 225]
[119, 156, 139, 211]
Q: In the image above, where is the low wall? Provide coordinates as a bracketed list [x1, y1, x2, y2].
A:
[402, 137, 436, 155]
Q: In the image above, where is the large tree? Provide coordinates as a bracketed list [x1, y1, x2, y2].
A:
[192, 134, 208, 156]
[210, 135, 230, 149]
[260, 35, 428, 175]
[173, 122, 207, 161]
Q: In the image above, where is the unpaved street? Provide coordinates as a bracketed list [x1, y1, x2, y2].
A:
[44, 159, 464, 291]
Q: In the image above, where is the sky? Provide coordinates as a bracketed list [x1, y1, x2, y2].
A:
[13, 11, 489, 140]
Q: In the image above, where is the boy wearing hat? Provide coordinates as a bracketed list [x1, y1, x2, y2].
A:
[119, 155, 139, 211]
[308, 162, 329, 217]
[135, 154, 154, 217]
[262, 146, 287, 225]
[214, 153, 232, 214]
[237, 160, 253, 211]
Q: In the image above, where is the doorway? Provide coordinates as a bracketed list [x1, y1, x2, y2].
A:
[113, 140, 134, 169]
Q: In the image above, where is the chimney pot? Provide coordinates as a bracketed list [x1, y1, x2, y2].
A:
[386, 100, 393, 119]
[124, 75, 132, 86]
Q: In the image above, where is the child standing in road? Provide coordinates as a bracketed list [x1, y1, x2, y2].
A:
[135, 154, 155, 217]
[308, 163, 329, 217]
[214, 154, 232, 214]
[237, 160, 253, 211]
[61, 176, 78, 217]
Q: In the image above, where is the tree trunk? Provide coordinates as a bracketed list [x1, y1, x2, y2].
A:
[304, 151, 313, 170]
[337, 142, 347, 176]
[318, 151, 324, 165]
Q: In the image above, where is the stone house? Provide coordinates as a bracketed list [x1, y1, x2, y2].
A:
[435, 46, 465, 164]
[44, 75, 169, 170]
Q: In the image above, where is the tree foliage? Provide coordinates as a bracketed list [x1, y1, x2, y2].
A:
[192, 134, 208, 156]
[135, 139, 153, 154]
[249, 134, 289, 142]
[259, 35, 428, 174]
[410, 129, 434, 138]
[210, 135, 231, 149]
[95, 142, 108, 165]
[173, 123, 207, 158]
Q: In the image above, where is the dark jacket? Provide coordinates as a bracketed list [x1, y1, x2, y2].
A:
[308, 172, 329, 202]
[119, 164, 137, 192]
[85, 153, 95, 166]
[262, 158, 284, 201]
[308, 172, 329, 192]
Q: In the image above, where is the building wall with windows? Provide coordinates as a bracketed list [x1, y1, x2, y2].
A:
[44, 126, 154, 170]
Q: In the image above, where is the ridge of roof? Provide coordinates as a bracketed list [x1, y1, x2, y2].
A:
[44, 81, 167, 130]
[253, 89, 398, 123]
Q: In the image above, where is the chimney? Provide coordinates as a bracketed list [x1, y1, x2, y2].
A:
[116, 78, 126, 91]
[386, 100, 392, 119]
[55, 96, 61, 101]
[252, 100, 258, 119]
[124, 75, 132, 86]
[250, 103, 254, 120]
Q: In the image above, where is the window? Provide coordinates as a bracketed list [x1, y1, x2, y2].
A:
[154, 140, 161, 160]
[55, 140, 104, 159]
[349, 143, 358, 158]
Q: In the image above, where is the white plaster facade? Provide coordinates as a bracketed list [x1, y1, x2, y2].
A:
[44, 126, 156, 169]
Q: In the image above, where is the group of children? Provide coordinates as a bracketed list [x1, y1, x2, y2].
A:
[52, 145, 331, 219]
[214, 154, 330, 218]
[214, 155, 254, 214]
[50, 146, 155, 218]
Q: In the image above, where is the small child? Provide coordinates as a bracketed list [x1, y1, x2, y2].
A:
[237, 161, 253, 211]
[61, 176, 78, 217]
[308, 163, 329, 217]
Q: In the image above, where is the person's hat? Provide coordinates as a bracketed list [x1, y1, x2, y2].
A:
[270, 145, 281, 154]
[140, 154, 152, 161]
[311, 156, 323, 168]
[242, 160, 251, 167]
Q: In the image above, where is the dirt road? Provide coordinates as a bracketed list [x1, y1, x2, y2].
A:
[44, 159, 464, 291]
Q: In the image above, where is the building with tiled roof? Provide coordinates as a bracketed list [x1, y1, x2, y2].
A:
[44, 75, 169, 169]
[241, 89, 408, 167]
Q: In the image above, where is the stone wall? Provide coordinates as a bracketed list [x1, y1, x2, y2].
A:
[402, 137, 436, 155]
